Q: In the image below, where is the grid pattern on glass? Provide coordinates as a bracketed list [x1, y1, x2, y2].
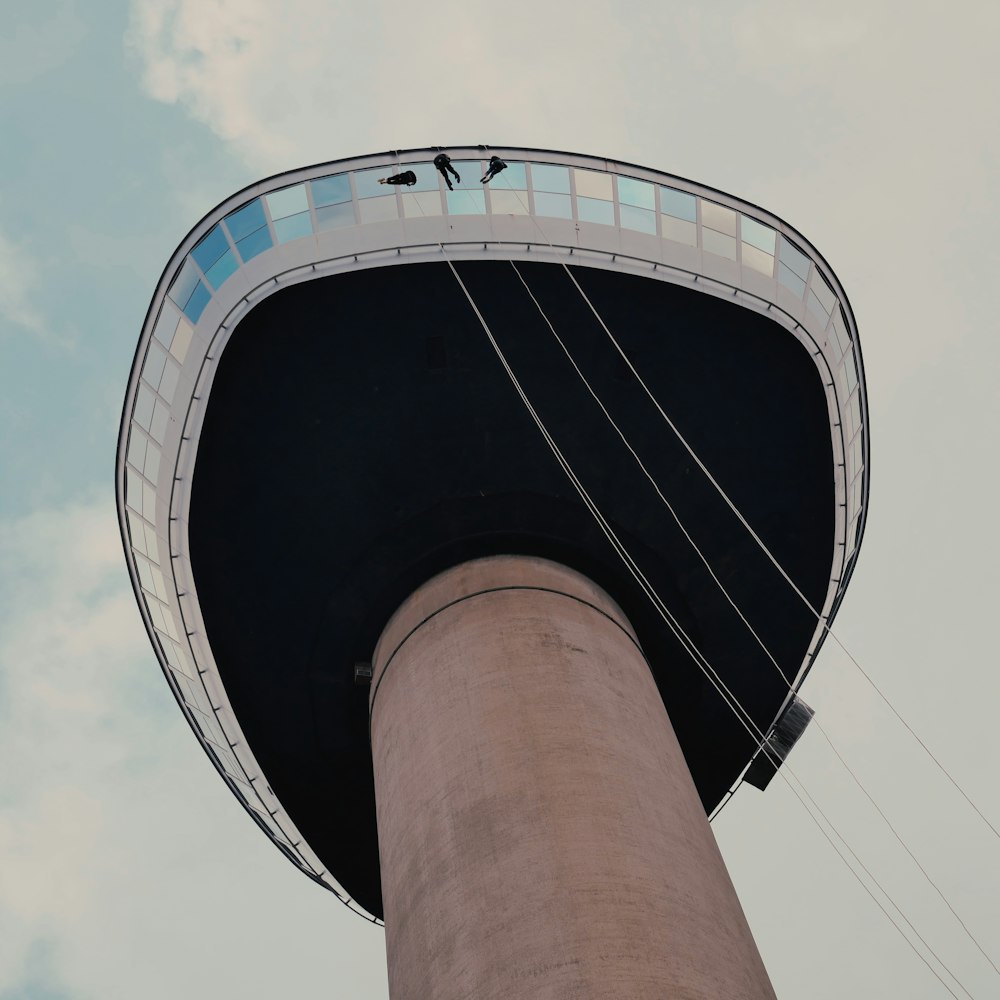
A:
[740, 216, 776, 277]
[778, 236, 811, 298]
[617, 176, 655, 234]
[225, 199, 273, 263]
[573, 168, 614, 225]
[192, 225, 239, 290]
[266, 185, 313, 245]
[808, 269, 838, 324]
[530, 163, 571, 219]
[701, 201, 737, 261]
[311, 173, 354, 229]
[660, 186, 697, 246]
[167, 258, 211, 323]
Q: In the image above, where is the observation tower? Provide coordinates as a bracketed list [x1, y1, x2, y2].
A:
[117, 146, 869, 999]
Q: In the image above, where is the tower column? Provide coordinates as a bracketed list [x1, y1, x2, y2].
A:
[370, 556, 775, 1000]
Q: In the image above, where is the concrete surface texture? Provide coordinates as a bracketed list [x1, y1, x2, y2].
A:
[370, 556, 776, 999]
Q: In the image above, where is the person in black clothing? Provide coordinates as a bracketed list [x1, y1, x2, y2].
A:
[480, 156, 507, 184]
[378, 170, 417, 186]
[433, 153, 460, 191]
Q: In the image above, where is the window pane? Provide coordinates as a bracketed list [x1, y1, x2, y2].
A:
[617, 176, 654, 210]
[810, 271, 837, 314]
[236, 227, 272, 262]
[578, 197, 614, 225]
[492, 161, 526, 188]
[661, 216, 697, 246]
[742, 244, 774, 276]
[807, 290, 830, 323]
[359, 196, 399, 223]
[447, 162, 482, 190]
[779, 236, 811, 281]
[740, 216, 776, 254]
[274, 212, 313, 243]
[150, 399, 170, 444]
[225, 199, 267, 241]
[489, 189, 529, 215]
[403, 163, 442, 192]
[530, 163, 570, 194]
[533, 191, 571, 219]
[182, 280, 211, 323]
[575, 169, 612, 201]
[127, 430, 146, 472]
[142, 342, 168, 390]
[266, 185, 308, 219]
[191, 226, 229, 271]
[170, 320, 193, 363]
[446, 189, 486, 215]
[702, 201, 737, 236]
[134, 385, 155, 431]
[316, 201, 355, 229]
[778, 262, 806, 297]
[169, 258, 200, 309]
[620, 204, 655, 234]
[703, 228, 737, 260]
[660, 186, 696, 222]
[205, 250, 238, 290]
[354, 168, 388, 199]
[311, 174, 352, 207]
[152, 302, 180, 348]
[402, 190, 444, 218]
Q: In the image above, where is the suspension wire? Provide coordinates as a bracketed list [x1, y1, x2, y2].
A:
[490, 164, 1000, 848]
[441, 247, 973, 1000]
[507, 259, 1000, 981]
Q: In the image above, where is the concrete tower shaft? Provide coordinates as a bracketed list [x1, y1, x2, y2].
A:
[370, 556, 776, 999]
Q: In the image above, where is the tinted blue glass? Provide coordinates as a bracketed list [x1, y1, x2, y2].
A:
[407, 163, 441, 192]
[355, 168, 387, 199]
[779, 237, 811, 280]
[169, 258, 200, 308]
[275, 212, 313, 244]
[659, 187, 697, 222]
[311, 174, 352, 207]
[578, 197, 615, 225]
[183, 280, 212, 323]
[191, 226, 229, 270]
[534, 191, 572, 219]
[225, 199, 267, 241]
[492, 161, 526, 188]
[449, 162, 482, 190]
[531, 163, 570, 194]
[740, 216, 776, 254]
[617, 177, 655, 210]
[236, 227, 272, 262]
[620, 205, 656, 234]
[446, 189, 485, 214]
[316, 202, 355, 229]
[205, 250, 238, 289]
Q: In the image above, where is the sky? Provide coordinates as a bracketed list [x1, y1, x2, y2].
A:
[1, 1, 998, 997]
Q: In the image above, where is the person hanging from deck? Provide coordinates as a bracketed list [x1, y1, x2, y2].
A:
[378, 170, 417, 186]
[433, 152, 461, 191]
[480, 156, 507, 184]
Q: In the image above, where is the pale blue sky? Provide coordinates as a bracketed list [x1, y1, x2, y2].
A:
[2, 2, 999, 998]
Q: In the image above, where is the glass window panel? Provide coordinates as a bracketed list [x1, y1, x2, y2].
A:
[170, 320, 193, 363]
[143, 522, 159, 562]
[146, 598, 168, 634]
[740, 216, 776, 254]
[620, 204, 655, 234]
[831, 309, 851, 356]
[182, 280, 211, 323]
[315, 201, 355, 229]
[779, 236, 811, 281]
[403, 163, 442, 192]
[134, 384, 155, 431]
[447, 162, 482, 190]
[530, 163, 570, 194]
[142, 481, 157, 521]
[274, 212, 313, 243]
[166, 641, 195, 679]
[617, 176, 655, 210]
[575, 169, 613, 200]
[660, 186, 697, 222]
[127, 430, 147, 472]
[778, 262, 806, 298]
[152, 301, 180, 348]
[168, 258, 200, 309]
[446, 189, 486, 215]
[225, 199, 267, 241]
[125, 469, 143, 513]
[136, 555, 155, 594]
[142, 342, 168, 391]
[811, 271, 837, 314]
[143, 440, 161, 483]
[661, 216, 697, 246]
[533, 191, 571, 218]
[205, 250, 238, 289]
[578, 197, 615, 225]
[236, 227, 272, 262]
[491, 161, 526, 189]
[703, 228, 737, 260]
[150, 566, 169, 603]
[266, 185, 308, 219]
[150, 400, 170, 444]
[359, 196, 399, 223]
[354, 168, 388, 199]
[127, 510, 149, 558]
[191, 226, 229, 271]
[742, 244, 774, 276]
[488, 188, 529, 215]
[311, 174, 352, 207]
[844, 350, 859, 392]
[702, 201, 737, 236]
[851, 473, 863, 512]
[402, 190, 444, 218]
[807, 289, 830, 323]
